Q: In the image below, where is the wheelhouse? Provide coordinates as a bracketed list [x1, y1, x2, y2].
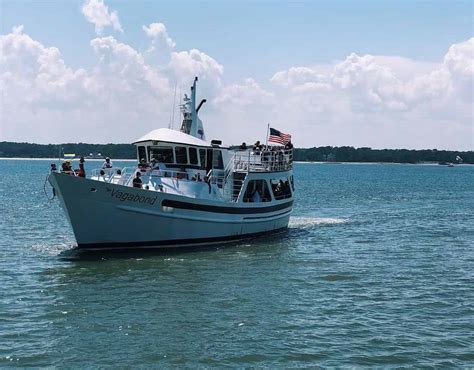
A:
[133, 128, 229, 175]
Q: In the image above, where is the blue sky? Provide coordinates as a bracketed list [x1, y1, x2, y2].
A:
[2, 0, 472, 83]
[0, 0, 473, 149]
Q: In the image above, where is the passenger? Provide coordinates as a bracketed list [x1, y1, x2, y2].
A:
[153, 155, 167, 176]
[102, 157, 113, 169]
[253, 140, 261, 153]
[138, 158, 149, 171]
[204, 173, 212, 194]
[77, 156, 86, 178]
[273, 180, 284, 198]
[132, 172, 142, 188]
[177, 166, 187, 180]
[240, 142, 247, 150]
[50, 163, 57, 172]
[278, 150, 284, 166]
[191, 175, 197, 181]
[285, 141, 294, 150]
[278, 180, 284, 191]
[262, 148, 270, 164]
[251, 189, 262, 203]
[61, 160, 73, 174]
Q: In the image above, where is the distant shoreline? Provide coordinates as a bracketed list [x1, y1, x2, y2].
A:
[1, 141, 472, 164]
[1, 157, 472, 166]
[0, 157, 136, 161]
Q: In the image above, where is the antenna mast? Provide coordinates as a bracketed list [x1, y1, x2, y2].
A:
[171, 82, 177, 130]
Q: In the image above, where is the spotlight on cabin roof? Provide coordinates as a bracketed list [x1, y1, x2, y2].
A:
[211, 140, 222, 147]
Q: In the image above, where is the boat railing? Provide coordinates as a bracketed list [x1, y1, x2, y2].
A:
[90, 166, 195, 187]
[233, 148, 293, 172]
[90, 167, 135, 185]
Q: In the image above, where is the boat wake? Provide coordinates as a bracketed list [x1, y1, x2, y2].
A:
[289, 216, 348, 229]
[31, 242, 74, 256]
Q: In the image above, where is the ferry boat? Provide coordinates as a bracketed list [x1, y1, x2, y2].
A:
[48, 77, 294, 250]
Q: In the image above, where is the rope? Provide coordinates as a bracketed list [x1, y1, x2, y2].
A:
[43, 174, 56, 204]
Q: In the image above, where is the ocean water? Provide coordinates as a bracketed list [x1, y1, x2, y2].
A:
[1, 159, 473, 367]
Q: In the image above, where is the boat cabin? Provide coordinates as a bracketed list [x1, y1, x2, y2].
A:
[133, 127, 229, 180]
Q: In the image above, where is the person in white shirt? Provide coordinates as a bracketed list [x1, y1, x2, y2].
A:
[102, 157, 113, 169]
[152, 155, 167, 176]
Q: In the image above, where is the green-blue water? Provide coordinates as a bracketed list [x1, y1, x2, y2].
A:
[1, 160, 473, 367]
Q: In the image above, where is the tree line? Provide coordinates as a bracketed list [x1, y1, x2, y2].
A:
[293, 146, 473, 164]
[0, 142, 135, 160]
[0, 141, 472, 164]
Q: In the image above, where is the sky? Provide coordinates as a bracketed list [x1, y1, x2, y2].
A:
[0, 0, 473, 150]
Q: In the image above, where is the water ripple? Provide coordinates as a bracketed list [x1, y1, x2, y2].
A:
[1, 161, 473, 367]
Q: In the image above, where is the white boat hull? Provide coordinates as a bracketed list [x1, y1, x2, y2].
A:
[49, 173, 292, 250]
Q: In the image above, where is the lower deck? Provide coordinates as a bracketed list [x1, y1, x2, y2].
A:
[89, 166, 294, 204]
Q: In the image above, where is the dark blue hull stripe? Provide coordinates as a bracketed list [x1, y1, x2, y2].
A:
[161, 199, 293, 214]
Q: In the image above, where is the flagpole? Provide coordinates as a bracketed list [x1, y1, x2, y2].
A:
[265, 123, 270, 148]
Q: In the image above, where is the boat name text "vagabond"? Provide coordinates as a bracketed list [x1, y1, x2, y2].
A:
[110, 189, 157, 205]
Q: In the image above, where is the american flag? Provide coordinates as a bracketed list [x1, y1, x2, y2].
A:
[269, 127, 291, 145]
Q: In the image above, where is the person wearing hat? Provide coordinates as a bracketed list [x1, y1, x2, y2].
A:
[138, 158, 149, 171]
[61, 160, 72, 174]
[102, 157, 113, 169]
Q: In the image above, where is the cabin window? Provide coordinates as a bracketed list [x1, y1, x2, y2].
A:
[270, 177, 292, 200]
[151, 147, 174, 163]
[189, 147, 198, 165]
[137, 146, 147, 162]
[213, 150, 224, 169]
[199, 149, 207, 169]
[175, 146, 188, 164]
[243, 180, 271, 203]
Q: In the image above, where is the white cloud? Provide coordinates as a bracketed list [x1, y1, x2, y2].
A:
[0, 25, 224, 143]
[269, 39, 473, 116]
[214, 78, 273, 107]
[81, 0, 123, 35]
[168, 49, 224, 96]
[271, 67, 327, 88]
[0, 23, 472, 150]
[142, 23, 176, 49]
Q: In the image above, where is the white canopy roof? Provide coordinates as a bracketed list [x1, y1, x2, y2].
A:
[133, 128, 210, 147]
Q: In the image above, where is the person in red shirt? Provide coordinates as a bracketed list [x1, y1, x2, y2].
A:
[78, 157, 86, 178]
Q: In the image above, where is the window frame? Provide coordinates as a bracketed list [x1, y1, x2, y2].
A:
[150, 146, 175, 164]
[243, 179, 272, 203]
[175, 146, 188, 164]
[189, 147, 199, 165]
[137, 146, 147, 162]
[270, 177, 292, 200]
[212, 149, 224, 170]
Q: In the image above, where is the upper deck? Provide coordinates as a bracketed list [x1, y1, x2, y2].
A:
[232, 148, 293, 173]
